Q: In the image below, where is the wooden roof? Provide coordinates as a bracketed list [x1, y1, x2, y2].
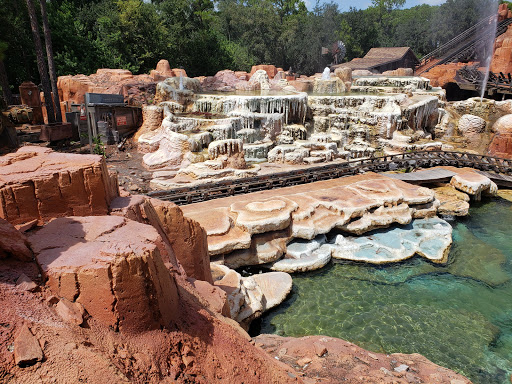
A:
[333, 47, 419, 71]
[365, 47, 413, 60]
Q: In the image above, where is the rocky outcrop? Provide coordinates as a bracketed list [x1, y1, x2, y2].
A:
[58, 68, 157, 106]
[0, 245, 301, 384]
[434, 185, 470, 216]
[458, 114, 486, 138]
[149, 59, 187, 81]
[29, 216, 180, 333]
[271, 235, 332, 273]
[212, 264, 292, 327]
[255, 334, 471, 384]
[421, 62, 471, 88]
[0, 147, 119, 226]
[313, 77, 346, 94]
[14, 324, 43, 367]
[109, 195, 212, 283]
[449, 168, 498, 199]
[491, 24, 512, 74]
[140, 130, 191, 169]
[383, 67, 414, 76]
[150, 198, 212, 283]
[488, 114, 512, 158]
[134, 105, 163, 142]
[249, 69, 271, 90]
[249, 65, 279, 79]
[182, 173, 437, 267]
[0, 218, 33, 261]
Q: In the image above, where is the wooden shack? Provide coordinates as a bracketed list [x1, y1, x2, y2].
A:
[333, 47, 419, 73]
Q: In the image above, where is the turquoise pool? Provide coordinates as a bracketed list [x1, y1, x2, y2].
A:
[257, 197, 512, 383]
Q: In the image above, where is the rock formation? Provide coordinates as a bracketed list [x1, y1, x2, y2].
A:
[492, 24, 512, 74]
[212, 264, 292, 327]
[488, 114, 512, 158]
[182, 173, 440, 268]
[433, 185, 470, 216]
[58, 68, 157, 106]
[0, 147, 119, 226]
[0, 218, 33, 261]
[29, 215, 181, 333]
[255, 334, 471, 384]
[109, 194, 212, 282]
[0, 147, 476, 383]
[134, 105, 164, 142]
[332, 217, 453, 264]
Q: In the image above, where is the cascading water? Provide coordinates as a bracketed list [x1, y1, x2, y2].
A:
[179, 73, 184, 91]
[478, 1, 499, 100]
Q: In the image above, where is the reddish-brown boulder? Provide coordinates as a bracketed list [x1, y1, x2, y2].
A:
[488, 114, 512, 158]
[29, 215, 180, 333]
[498, 3, 512, 22]
[0, 218, 33, 261]
[492, 25, 512, 74]
[289, 79, 314, 93]
[188, 277, 230, 317]
[150, 198, 212, 283]
[58, 68, 157, 105]
[421, 62, 476, 88]
[0, 147, 119, 226]
[55, 298, 85, 325]
[255, 334, 471, 384]
[109, 195, 211, 282]
[172, 68, 187, 78]
[250, 65, 278, 79]
[14, 324, 43, 367]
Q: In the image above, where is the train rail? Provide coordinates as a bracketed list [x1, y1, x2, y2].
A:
[147, 151, 512, 205]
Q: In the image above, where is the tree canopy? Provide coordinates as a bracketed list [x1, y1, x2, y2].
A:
[0, 0, 504, 93]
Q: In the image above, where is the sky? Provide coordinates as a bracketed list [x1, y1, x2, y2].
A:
[305, 0, 447, 12]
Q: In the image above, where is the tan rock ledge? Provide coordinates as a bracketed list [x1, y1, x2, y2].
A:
[182, 173, 436, 268]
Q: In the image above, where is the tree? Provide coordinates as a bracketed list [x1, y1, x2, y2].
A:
[40, 0, 62, 122]
[25, 0, 55, 123]
[0, 42, 13, 105]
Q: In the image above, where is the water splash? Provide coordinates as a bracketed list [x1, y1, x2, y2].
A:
[321, 67, 331, 80]
[479, 2, 499, 101]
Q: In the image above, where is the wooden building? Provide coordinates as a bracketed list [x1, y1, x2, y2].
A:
[333, 47, 420, 73]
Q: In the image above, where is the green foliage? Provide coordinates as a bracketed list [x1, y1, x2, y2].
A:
[0, 41, 7, 61]
[0, 0, 503, 91]
[92, 135, 106, 157]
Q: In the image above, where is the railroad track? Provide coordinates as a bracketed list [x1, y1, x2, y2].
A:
[147, 151, 512, 205]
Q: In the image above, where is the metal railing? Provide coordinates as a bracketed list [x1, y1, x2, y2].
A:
[417, 17, 512, 74]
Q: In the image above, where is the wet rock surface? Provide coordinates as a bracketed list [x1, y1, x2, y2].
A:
[332, 217, 453, 264]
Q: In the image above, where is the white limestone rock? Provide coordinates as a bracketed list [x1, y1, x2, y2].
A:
[332, 217, 452, 264]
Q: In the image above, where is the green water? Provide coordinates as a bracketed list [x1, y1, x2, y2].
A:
[258, 198, 512, 383]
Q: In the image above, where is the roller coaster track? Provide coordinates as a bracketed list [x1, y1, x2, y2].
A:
[147, 151, 512, 205]
[416, 17, 512, 75]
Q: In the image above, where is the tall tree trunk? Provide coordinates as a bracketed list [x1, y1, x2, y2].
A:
[39, 0, 62, 122]
[25, 0, 55, 124]
[0, 60, 13, 105]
